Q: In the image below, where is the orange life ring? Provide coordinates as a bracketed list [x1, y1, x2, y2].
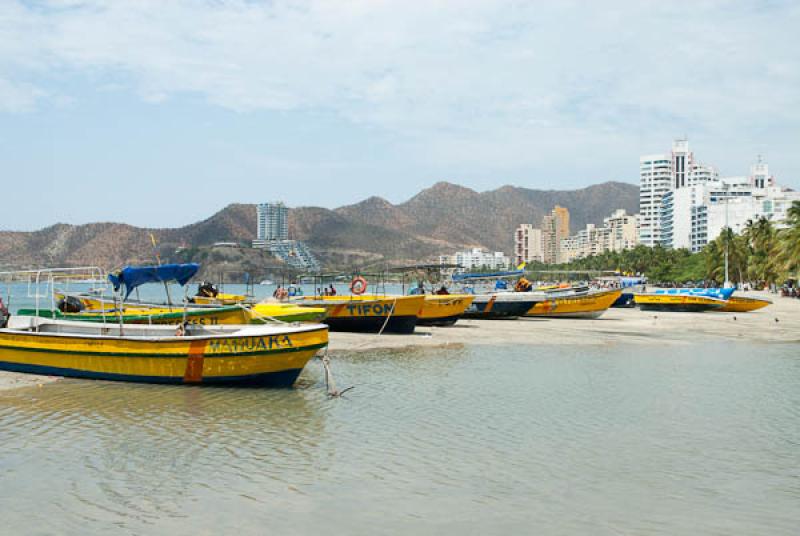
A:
[350, 276, 368, 295]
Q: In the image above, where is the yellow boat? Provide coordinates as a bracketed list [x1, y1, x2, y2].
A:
[294, 294, 425, 333]
[418, 295, 475, 326]
[30, 300, 253, 325]
[192, 292, 248, 306]
[525, 289, 622, 319]
[50, 293, 326, 324]
[0, 316, 328, 386]
[716, 296, 772, 313]
[634, 293, 727, 312]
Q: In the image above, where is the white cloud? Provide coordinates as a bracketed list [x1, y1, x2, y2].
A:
[1, 0, 798, 176]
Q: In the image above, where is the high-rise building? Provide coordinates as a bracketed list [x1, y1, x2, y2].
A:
[439, 248, 510, 270]
[750, 156, 773, 189]
[604, 209, 640, 251]
[660, 160, 800, 252]
[542, 205, 570, 264]
[640, 139, 718, 247]
[671, 139, 694, 189]
[558, 209, 640, 262]
[639, 154, 672, 247]
[514, 224, 543, 264]
[688, 162, 719, 186]
[256, 202, 288, 242]
[252, 201, 319, 272]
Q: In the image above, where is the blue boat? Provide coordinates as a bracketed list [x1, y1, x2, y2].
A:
[461, 293, 541, 319]
[653, 287, 734, 300]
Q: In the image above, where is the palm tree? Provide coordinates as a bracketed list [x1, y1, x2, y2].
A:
[705, 227, 749, 284]
[743, 216, 779, 287]
[777, 201, 800, 276]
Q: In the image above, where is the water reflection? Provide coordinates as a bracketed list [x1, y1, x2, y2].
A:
[0, 376, 330, 533]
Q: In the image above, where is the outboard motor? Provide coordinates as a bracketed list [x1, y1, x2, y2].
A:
[196, 281, 219, 298]
[57, 296, 84, 314]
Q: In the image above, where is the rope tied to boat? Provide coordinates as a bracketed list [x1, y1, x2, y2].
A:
[376, 297, 397, 336]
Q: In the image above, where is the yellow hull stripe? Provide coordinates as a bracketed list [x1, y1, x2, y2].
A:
[526, 289, 621, 316]
[419, 295, 475, 320]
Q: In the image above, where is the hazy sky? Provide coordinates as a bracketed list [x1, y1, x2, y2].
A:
[1, 0, 798, 231]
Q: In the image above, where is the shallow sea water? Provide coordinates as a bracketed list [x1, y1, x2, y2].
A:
[1, 341, 799, 535]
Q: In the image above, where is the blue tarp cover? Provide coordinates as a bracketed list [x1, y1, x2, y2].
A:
[109, 264, 200, 298]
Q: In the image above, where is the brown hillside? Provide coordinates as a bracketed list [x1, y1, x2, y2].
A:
[0, 181, 639, 269]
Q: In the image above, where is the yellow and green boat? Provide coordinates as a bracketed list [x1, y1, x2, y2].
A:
[418, 295, 475, 326]
[293, 294, 425, 333]
[191, 292, 248, 306]
[0, 316, 328, 386]
[47, 293, 326, 324]
[525, 289, 622, 319]
[716, 295, 772, 313]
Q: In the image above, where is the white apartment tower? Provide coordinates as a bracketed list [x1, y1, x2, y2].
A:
[640, 139, 718, 247]
[639, 154, 672, 247]
[256, 202, 289, 241]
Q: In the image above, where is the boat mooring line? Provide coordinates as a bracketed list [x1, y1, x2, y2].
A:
[376, 297, 398, 336]
[320, 349, 354, 398]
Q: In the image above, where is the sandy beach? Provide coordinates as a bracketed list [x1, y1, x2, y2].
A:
[1, 291, 797, 391]
[328, 291, 800, 353]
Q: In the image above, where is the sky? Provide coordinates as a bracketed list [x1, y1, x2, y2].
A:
[1, 0, 798, 231]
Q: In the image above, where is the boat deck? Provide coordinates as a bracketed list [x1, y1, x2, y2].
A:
[4, 316, 325, 340]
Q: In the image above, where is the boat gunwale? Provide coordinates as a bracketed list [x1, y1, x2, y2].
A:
[0, 319, 329, 344]
[0, 340, 329, 358]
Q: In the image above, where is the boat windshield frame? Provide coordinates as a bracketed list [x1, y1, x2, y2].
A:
[0, 266, 109, 328]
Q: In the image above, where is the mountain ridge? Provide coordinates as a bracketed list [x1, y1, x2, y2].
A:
[0, 181, 639, 270]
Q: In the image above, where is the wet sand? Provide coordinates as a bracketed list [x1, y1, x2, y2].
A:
[2, 291, 796, 390]
[0, 371, 59, 391]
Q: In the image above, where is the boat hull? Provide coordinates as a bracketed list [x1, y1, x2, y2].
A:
[635, 294, 726, 312]
[249, 303, 327, 323]
[525, 289, 622, 319]
[0, 320, 328, 386]
[417, 295, 474, 326]
[462, 296, 537, 319]
[293, 295, 425, 334]
[611, 292, 636, 308]
[716, 296, 772, 313]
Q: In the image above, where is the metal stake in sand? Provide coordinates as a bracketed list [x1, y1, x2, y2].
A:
[321, 351, 354, 398]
